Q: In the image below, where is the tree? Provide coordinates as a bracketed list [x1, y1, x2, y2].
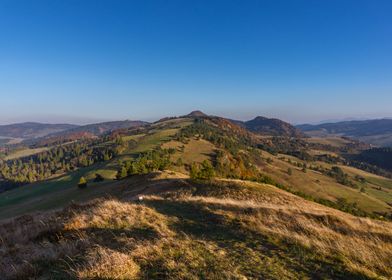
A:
[200, 160, 215, 180]
[116, 166, 128, 180]
[94, 173, 105, 182]
[176, 158, 183, 167]
[190, 160, 215, 181]
[190, 163, 200, 180]
[287, 168, 293, 176]
[78, 176, 87, 189]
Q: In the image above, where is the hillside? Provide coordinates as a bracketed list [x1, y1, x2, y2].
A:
[1, 115, 392, 218]
[351, 148, 392, 172]
[45, 120, 148, 138]
[244, 116, 306, 137]
[0, 122, 78, 139]
[0, 172, 391, 279]
[298, 119, 392, 147]
[1, 114, 392, 279]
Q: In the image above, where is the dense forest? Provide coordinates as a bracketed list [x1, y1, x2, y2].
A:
[0, 136, 129, 191]
[352, 148, 392, 171]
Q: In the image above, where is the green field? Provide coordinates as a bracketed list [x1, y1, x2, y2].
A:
[365, 176, 392, 190]
[0, 165, 125, 220]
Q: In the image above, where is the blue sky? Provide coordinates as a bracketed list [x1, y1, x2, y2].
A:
[0, 0, 391, 124]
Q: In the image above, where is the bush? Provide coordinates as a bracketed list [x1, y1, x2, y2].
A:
[94, 173, 105, 182]
[78, 176, 87, 189]
[190, 160, 215, 181]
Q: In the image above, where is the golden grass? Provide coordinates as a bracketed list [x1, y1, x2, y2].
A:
[0, 174, 391, 279]
[305, 137, 353, 148]
[75, 246, 140, 279]
[4, 147, 50, 160]
[255, 151, 392, 215]
[162, 138, 216, 164]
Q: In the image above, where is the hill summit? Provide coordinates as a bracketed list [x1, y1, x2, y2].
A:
[245, 116, 306, 137]
[185, 110, 208, 117]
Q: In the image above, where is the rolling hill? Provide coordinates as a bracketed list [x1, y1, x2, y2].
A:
[24, 120, 149, 146]
[298, 119, 392, 147]
[244, 116, 306, 137]
[1, 114, 392, 218]
[1, 113, 392, 279]
[48, 120, 148, 137]
[0, 121, 148, 146]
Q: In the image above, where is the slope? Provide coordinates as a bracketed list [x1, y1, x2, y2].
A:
[0, 171, 391, 279]
[245, 116, 306, 137]
[1, 115, 391, 220]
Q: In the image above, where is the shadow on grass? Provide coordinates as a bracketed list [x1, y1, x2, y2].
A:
[143, 198, 371, 280]
[32, 225, 160, 279]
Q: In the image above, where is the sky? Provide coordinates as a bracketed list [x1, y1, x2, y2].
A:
[0, 0, 391, 125]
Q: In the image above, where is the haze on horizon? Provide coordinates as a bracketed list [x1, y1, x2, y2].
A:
[1, 0, 391, 125]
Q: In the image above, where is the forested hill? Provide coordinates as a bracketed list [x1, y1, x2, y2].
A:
[352, 148, 392, 171]
[44, 120, 148, 138]
[183, 111, 305, 138]
[244, 116, 306, 137]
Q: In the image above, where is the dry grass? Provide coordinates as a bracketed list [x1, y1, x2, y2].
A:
[4, 147, 50, 160]
[199, 197, 392, 278]
[162, 138, 216, 164]
[75, 246, 140, 279]
[0, 174, 391, 279]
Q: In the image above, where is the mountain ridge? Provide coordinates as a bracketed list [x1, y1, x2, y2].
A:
[0, 122, 79, 139]
[297, 118, 392, 147]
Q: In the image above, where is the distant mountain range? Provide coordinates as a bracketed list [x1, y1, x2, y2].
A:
[46, 120, 148, 138]
[0, 120, 148, 143]
[4, 115, 392, 147]
[297, 119, 392, 147]
[0, 122, 78, 139]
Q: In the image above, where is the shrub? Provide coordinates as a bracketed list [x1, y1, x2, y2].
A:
[78, 176, 88, 189]
[190, 160, 215, 181]
[94, 173, 105, 182]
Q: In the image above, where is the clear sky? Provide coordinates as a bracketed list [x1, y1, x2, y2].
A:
[0, 0, 391, 124]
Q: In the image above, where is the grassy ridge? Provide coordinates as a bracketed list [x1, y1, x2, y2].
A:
[0, 173, 391, 279]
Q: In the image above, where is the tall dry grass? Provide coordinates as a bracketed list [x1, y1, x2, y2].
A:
[0, 177, 391, 279]
[180, 195, 392, 278]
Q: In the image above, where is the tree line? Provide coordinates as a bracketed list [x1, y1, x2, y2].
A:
[0, 136, 129, 191]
